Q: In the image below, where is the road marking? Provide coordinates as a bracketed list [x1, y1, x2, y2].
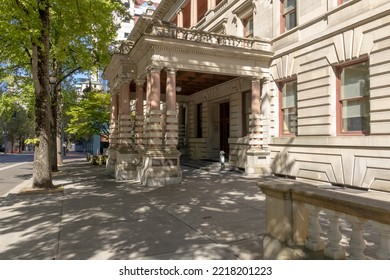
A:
[0, 162, 31, 172]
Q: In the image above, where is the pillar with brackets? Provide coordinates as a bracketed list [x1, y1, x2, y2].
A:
[138, 67, 182, 187]
[114, 78, 141, 180]
[245, 75, 272, 176]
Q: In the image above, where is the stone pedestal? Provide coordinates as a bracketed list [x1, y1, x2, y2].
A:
[114, 146, 142, 181]
[139, 149, 182, 187]
[245, 149, 271, 177]
[106, 146, 117, 177]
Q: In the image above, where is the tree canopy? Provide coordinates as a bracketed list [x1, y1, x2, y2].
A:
[65, 91, 110, 140]
[0, 0, 128, 188]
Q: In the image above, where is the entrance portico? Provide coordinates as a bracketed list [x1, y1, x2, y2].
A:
[104, 19, 273, 186]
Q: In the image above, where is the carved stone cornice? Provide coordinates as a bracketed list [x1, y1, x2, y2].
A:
[232, 0, 253, 19]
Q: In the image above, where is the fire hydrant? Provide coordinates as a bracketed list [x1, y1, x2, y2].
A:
[219, 151, 225, 170]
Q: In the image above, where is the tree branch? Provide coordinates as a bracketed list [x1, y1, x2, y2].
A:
[14, 0, 30, 15]
[57, 66, 82, 87]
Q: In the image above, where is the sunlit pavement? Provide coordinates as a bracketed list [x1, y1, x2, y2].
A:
[0, 156, 266, 260]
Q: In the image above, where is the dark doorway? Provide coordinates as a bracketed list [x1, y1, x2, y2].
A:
[220, 102, 230, 156]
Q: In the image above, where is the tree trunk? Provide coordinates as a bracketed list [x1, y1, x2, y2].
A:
[50, 80, 59, 172]
[32, 0, 53, 188]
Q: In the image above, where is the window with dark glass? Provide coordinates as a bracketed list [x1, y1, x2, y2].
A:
[337, 61, 370, 134]
[281, 0, 296, 32]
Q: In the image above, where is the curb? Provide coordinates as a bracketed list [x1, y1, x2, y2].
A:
[2, 178, 33, 198]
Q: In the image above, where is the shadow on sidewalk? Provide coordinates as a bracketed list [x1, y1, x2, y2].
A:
[0, 158, 266, 260]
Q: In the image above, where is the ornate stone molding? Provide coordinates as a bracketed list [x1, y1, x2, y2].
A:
[147, 22, 271, 51]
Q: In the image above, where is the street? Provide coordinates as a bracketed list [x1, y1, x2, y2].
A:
[0, 153, 34, 197]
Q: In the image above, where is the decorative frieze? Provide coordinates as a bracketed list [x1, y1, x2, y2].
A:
[148, 21, 271, 52]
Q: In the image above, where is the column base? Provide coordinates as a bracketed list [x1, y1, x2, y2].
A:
[139, 149, 182, 187]
[106, 146, 117, 177]
[114, 146, 142, 181]
[245, 149, 272, 177]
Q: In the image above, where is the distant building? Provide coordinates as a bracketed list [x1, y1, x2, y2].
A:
[115, 0, 161, 41]
[74, 71, 105, 97]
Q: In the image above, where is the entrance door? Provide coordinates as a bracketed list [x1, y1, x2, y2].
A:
[220, 102, 230, 156]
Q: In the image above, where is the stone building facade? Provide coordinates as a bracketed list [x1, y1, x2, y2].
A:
[104, 0, 390, 191]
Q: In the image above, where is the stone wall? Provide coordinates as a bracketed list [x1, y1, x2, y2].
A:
[269, 0, 390, 191]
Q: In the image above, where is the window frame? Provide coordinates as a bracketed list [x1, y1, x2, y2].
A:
[336, 59, 370, 135]
[279, 78, 298, 136]
[243, 16, 254, 38]
[280, 0, 297, 33]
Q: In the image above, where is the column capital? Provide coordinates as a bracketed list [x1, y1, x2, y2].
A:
[147, 66, 163, 74]
[166, 68, 178, 75]
[252, 77, 261, 83]
[120, 78, 131, 85]
[135, 79, 145, 86]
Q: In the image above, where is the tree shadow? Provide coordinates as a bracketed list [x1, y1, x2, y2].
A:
[0, 158, 266, 260]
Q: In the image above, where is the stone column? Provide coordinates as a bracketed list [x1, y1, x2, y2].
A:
[208, 0, 216, 10]
[139, 66, 182, 187]
[177, 9, 184, 28]
[146, 67, 163, 149]
[106, 90, 119, 176]
[135, 79, 145, 149]
[146, 71, 151, 113]
[245, 76, 271, 176]
[165, 68, 179, 150]
[118, 80, 132, 147]
[110, 91, 119, 148]
[190, 0, 198, 27]
[248, 77, 262, 150]
[114, 79, 140, 181]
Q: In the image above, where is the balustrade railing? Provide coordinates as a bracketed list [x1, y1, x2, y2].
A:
[110, 20, 271, 55]
[148, 22, 271, 51]
[258, 179, 390, 260]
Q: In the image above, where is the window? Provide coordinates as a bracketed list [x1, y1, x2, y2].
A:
[124, 32, 129, 38]
[281, 0, 297, 32]
[336, 61, 370, 134]
[244, 17, 253, 38]
[280, 80, 297, 135]
[242, 91, 251, 136]
[196, 103, 202, 138]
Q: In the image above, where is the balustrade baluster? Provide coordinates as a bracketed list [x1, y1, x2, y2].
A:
[324, 210, 346, 259]
[305, 205, 325, 251]
[347, 216, 367, 259]
[374, 222, 390, 260]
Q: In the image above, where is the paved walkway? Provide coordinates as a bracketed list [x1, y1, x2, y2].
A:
[0, 156, 266, 260]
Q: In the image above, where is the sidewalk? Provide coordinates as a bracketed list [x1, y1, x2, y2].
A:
[0, 157, 266, 260]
